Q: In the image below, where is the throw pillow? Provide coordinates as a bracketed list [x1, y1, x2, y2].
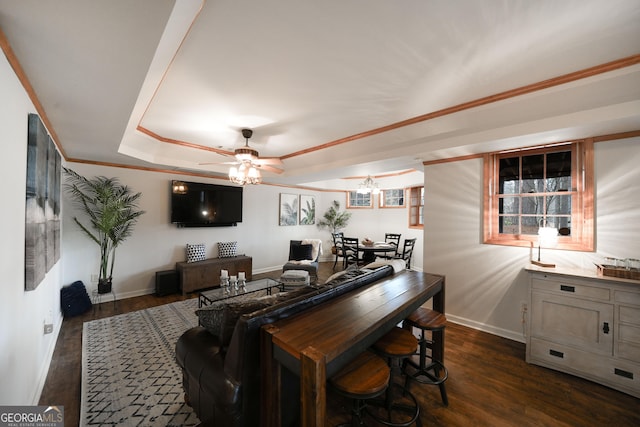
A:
[197, 300, 269, 347]
[186, 243, 206, 263]
[325, 266, 365, 285]
[364, 258, 406, 273]
[218, 241, 237, 258]
[301, 239, 322, 261]
[290, 243, 313, 261]
[324, 270, 348, 284]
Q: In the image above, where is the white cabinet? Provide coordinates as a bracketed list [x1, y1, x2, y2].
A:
[526, 267, 640, 398]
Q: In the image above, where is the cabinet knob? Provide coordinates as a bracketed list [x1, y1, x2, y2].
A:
[603, 322, 610, 334]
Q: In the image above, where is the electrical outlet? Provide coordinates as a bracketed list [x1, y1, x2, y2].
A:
[91, 274, 99, 283]
[44, 323, 53, 334]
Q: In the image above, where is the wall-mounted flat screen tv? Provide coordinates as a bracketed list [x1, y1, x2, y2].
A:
[171, 180, 243, 227]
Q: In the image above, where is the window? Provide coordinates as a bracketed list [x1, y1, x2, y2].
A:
[347, 191, 373, 208]
[408, 186, 424, 228]
[483, 140, 593, 251]
[379, 189, 405, 208]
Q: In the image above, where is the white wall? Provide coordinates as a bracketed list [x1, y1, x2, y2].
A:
[0, 52, 63, 404]
[424, 137, 640, 342]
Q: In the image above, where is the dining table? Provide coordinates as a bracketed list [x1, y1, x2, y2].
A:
[260, 270, 445, 427]
[354, 241, 398, 263]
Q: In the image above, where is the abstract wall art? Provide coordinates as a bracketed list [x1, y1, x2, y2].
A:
[25, 113, 60, 291]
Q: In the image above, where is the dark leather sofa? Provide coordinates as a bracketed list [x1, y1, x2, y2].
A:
[175, 265, 394, 427]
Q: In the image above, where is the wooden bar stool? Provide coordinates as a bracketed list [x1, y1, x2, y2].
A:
[403, 307, 449, 407]
[330, 351, 391, 427]
[370, 327, 422, 427]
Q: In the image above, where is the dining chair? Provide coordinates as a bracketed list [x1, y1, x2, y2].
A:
[342, 237, 362, 267]
[377, 233, 401, 259]
[331, 232, 346, 270]
[395, 238, 417, 269]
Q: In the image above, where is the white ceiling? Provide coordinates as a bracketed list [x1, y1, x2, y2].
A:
[1, 0, 639, 187]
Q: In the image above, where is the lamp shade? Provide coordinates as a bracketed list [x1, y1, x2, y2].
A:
[538, 226, 559, 248]
[228, 162, 261, 185]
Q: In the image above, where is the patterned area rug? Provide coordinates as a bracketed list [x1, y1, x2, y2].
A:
[80, 299, 201, 426]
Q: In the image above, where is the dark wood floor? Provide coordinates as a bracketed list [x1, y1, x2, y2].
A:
[40, 262, 639, 426]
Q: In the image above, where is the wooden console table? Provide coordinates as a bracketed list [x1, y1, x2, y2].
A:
[261, 270, 445, 427]
[175, 255, 252, 295]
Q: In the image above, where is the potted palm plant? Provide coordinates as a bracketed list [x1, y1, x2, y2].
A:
[317, 200, 351, 252]
[63, 168, 145, 294]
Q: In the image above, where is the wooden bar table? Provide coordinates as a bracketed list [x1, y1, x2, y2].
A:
[261, 270, 445, 427]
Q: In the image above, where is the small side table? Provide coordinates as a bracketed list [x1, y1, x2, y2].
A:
[92, 289, 117, 311]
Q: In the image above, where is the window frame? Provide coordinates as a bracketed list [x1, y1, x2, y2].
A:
[347, 190, 373, 209]
[379, 188, 406, 208]
[408, 186, 424, 229]
[483, 139, 594, 251]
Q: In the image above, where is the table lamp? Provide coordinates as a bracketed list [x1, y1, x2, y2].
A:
[530, 226, 558, 268]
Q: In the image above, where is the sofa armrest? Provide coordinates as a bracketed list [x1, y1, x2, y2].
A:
[176, 327, 240, 425]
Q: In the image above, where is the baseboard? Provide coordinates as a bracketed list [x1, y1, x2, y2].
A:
[33, 319, 62, 404]
[446, 314, 526, 344]
[253, 265, 283, 275]
[319, 254, 334, 263]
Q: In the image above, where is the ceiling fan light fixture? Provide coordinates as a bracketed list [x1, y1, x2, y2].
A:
[227, 128, 269, 185]
[229, 161, 261, 185]
[234, 147, 259, 161]
[248, 166, 261, 179]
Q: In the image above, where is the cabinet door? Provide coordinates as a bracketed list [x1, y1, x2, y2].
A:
[531, 291, 614, 356]
[616, 290, 640, 363]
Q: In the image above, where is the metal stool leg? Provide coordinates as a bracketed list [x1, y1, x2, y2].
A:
[370, 327, 422, 427]
[404, 328, 449, 407]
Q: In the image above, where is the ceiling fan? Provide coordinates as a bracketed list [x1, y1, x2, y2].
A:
[201, 128, 284, 175]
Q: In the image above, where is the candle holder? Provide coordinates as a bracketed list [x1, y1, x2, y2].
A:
[220, 276, 230, 293]
[238, 278, 247, 292]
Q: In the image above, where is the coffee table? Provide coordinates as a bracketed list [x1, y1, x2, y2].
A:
[198, 278, 284, 308]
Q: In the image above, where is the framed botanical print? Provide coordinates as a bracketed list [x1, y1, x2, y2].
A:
[299, 195, 316, 225]
[279, 193, 298, 226]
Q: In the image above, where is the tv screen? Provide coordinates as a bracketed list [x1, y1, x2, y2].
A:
[171, 180, 243, 227]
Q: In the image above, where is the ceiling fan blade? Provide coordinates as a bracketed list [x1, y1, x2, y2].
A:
[198, 160, 239, 165]
[258, 164, 284, 174]
[254, 157, 283, 165]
